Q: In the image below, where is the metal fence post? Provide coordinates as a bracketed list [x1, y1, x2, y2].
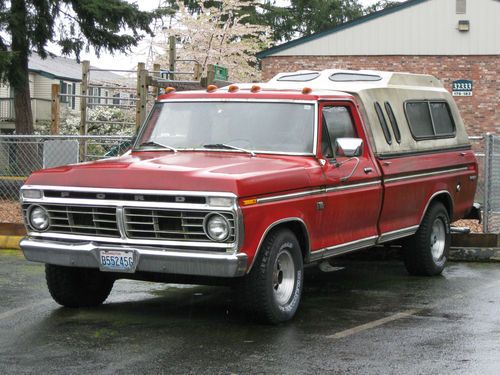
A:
[483, 133, 492, 233]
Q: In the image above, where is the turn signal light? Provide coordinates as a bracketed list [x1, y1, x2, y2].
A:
[241, 198, 257, 206]
[207, 85, 218, 92]
[165, 87, 176, 94]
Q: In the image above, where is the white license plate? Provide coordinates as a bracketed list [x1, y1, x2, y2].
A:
[99, 250, 136, 273]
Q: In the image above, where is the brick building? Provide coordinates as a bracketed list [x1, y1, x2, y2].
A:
[256, 0, 499, 136]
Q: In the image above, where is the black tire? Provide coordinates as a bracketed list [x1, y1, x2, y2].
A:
[45, 264, 114, 307]
[237, 228, 304, 324]
[403, 202, 450, 276]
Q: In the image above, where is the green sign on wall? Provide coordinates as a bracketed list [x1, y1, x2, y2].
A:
[214, 65, 229, 81]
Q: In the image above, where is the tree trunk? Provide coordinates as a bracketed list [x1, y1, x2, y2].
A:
[10, 0, 34, 134]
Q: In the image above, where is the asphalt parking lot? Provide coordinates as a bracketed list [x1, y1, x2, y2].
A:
[1, 250, 499, 374]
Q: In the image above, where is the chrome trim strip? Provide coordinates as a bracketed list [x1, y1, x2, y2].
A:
[158, 99, 318, 104]
[384, 167, 468, 183]
[256, 180, 382, 204]
[256, 189, 323, 204]
[325, 180, 381, 193]
[247, 217, 310, 273]
[26, 231, 237, 250]
[22, 197, 234, 211]
[419, 190, 453, 223]
[309, 236, 378, 262]
[116, 207, 127, 239]
[378, 225, 419, 244]
[20, 238, 248, 278]
[145, 99, 319, 157]
[21, 185, 237, 198]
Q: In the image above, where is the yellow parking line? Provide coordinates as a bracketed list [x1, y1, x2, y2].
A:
[0, 236, 23, 250]
[0, 176, 27, 181]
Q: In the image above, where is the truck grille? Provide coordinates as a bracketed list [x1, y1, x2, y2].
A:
[23, 204, 236, 243]
[23, 204, 120, 237]
[124, 208, 235, 242]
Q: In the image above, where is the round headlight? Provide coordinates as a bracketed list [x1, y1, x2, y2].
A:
[29, 206, 49, 231]
[204, 213, 230, 242]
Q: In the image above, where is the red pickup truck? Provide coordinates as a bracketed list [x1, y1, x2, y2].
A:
[20, 70, 479, 323]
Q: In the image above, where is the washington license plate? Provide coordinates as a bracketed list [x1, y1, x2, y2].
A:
[99, 250, 135, 273]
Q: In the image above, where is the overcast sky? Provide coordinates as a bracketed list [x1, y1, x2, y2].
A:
[49, 0, 384, 71]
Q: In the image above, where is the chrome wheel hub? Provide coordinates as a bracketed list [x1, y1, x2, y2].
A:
[430, 218, 446, 261]
[273, 250, 295, 305]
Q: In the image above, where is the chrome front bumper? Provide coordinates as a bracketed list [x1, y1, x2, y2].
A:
[20, 238, 248, 278]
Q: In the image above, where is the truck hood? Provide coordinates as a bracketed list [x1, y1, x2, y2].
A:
[25, 151, 319, 197]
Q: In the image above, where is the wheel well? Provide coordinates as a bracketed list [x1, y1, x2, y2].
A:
[270, 221, 310, 260]
[428, 192, 453, 220]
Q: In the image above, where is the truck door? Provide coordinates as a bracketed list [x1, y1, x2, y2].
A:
[317, 101, 383, 255]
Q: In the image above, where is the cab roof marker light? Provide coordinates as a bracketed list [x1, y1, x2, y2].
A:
[228, 85, 239, 93]
[207, 85, 218, 92]
[250, 85, 261, 93]
[165, 87, 176, 94]
[302, 87, 312, 94]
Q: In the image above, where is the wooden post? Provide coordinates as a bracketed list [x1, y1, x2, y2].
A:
[168, 36, 176, 81]
[136, 62, 148, 129]
[193, 62, 202, 81]
[153, 63, 161, 97]
[50, 84, 60, 135]
[80, 60, 90, 161]
[206, 64, 216, 86]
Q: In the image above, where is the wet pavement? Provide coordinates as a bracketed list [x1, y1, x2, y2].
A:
[1, 249, 499, 374]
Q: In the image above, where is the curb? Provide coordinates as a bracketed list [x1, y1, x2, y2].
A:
[449, 247, 500, 262]
[0, 235, 22, 250]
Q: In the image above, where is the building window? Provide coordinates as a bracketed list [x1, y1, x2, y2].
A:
[405, 101, 456, 140]
[59, 81, 76, 109]
[88, 87, 101, 107]
[60, 81, 68, 103]
[456, 0, 466, 14]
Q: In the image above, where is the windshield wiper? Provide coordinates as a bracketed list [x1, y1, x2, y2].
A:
[137, 141, 177, 153]
[203, 143, 255, 157]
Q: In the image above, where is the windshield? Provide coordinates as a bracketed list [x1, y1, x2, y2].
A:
[136, 101, 316, 154]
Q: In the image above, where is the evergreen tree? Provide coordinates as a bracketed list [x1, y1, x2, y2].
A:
[0, 0, 157, 134]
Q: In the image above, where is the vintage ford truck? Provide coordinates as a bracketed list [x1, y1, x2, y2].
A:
[20, 70, 479, 323]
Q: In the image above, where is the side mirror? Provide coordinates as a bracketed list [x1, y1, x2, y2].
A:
[335, 138, 363, 158]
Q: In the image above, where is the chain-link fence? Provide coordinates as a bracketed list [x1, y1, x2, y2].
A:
[483, 134, 500, 233]
[0, 135, 132, 223]
[0, 134, 498, 232]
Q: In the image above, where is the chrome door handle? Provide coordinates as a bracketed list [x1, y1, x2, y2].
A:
[364, 167, 373, 174]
